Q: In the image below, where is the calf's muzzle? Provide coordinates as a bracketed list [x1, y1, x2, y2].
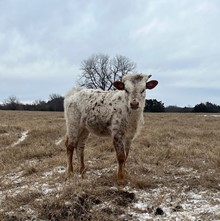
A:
[130, 100, 139, 110]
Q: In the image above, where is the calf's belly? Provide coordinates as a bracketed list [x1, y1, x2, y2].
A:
[86, 120, 111, 137]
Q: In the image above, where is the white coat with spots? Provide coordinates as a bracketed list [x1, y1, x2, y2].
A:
[64, 73, 158, 185]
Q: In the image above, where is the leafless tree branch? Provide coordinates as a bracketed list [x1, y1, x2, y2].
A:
[79, 54, 136, 91]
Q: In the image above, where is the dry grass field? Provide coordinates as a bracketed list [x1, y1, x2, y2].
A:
[0, 110, 220, 221]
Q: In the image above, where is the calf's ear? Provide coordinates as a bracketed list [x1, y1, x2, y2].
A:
[146, 80, 158, 90]
[113, 81, 125, 90]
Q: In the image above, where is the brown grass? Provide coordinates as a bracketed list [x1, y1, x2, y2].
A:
[0, 111, 220, 220]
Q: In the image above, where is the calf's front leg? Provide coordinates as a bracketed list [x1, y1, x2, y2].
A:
[113, 135, 126, 185]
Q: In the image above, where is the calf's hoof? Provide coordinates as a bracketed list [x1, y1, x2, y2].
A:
[117, 178, 126, 186]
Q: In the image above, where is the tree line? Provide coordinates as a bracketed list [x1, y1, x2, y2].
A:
[0, 94, 64, 112]
[1, 54, 219, 113]
[1, 96, 220, 113]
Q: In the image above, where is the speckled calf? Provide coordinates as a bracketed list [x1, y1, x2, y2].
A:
[64, 73, 158, 185]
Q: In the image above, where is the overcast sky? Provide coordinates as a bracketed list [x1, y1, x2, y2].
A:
[0, 0, 220, 107]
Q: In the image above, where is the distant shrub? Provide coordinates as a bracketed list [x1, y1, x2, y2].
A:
[144, 99, 165, 112]
[193, 102, 220, 113]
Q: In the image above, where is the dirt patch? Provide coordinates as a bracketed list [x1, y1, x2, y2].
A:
[104, 189, 135, 206]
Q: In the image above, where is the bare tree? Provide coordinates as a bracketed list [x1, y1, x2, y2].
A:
[3, 96, 21, 110]
[79, 54, 136, 90]
[49, 93, 63, 101]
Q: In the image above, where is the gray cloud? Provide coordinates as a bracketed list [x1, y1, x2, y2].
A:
[0, 0, 220, 106]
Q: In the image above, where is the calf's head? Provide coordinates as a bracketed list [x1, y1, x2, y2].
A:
[113, 74, 158, 110]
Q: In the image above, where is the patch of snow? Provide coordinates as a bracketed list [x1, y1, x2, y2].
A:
[19, 205, 35, 215]
[123, 185, 220, 221]
[55, 138, 63, 146]
[10, 130, 29, 148]
[43, 171, 53, 177]
[93, 201, 112, 212]
[41, 183, 63, 195]
[87, 164, 116, 178]
[94, 168, 112, 176]
[202, 114, 220, 117]
[0, 170, 26, 205]
[41, 183, 55, 194]
[65, 201, 72, 206]
[2, 171, 24, 185]
[178, 167, 194, 173]
[56, 166, 66, 173]
[0, 133, 9, 136]
[188, 192, 203, 200]
[1, 184, 29, 199]
[133, 201, 148, 210]
[129, 210, 152, 220]
[43, 166, 66, 177]
[173, 167, 200, 180]
[26, 158, 39, 165]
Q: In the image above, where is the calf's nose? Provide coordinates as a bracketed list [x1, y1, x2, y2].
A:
[130, 100, 139, 110]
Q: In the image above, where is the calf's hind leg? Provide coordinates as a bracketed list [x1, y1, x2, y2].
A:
[76, 129, 89, 177]
[65, 136, 76, 178]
